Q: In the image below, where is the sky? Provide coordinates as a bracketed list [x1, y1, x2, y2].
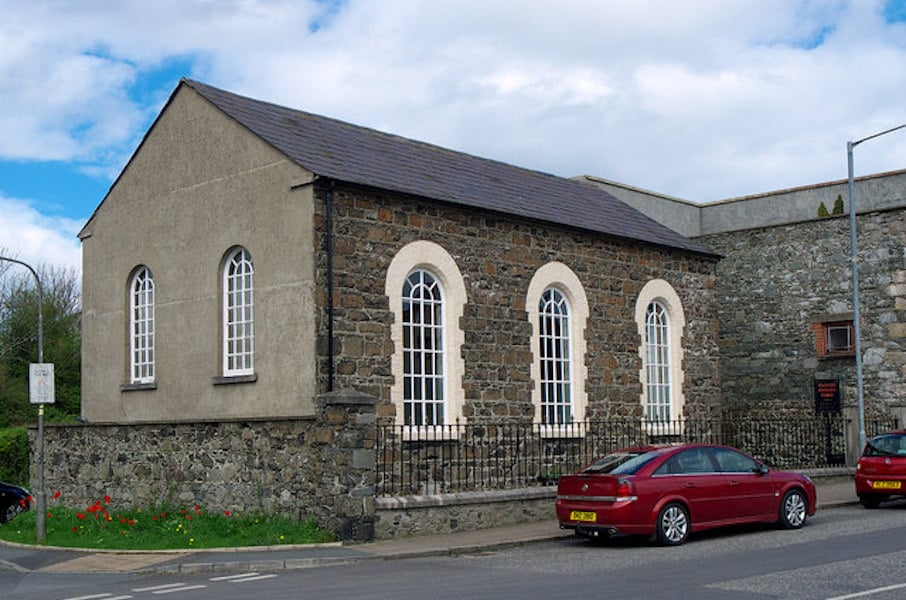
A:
[1, 0, 906, 277]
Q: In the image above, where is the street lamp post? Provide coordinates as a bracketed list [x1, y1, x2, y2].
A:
[847, 123, 906, 456]
[0, 256, 46, 541]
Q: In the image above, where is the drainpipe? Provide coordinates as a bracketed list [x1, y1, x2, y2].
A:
[326, 179, 336, 392]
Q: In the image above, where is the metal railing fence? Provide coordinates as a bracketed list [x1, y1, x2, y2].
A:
[376, 415, 898, 496]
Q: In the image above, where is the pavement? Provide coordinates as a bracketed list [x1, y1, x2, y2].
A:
[0, 474, 859, 576]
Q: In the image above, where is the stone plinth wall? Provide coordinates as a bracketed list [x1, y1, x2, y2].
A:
[375, 488, 556, 539]
[30, 389, 377, 541]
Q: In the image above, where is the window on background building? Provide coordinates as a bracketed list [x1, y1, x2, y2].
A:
[129, 266, 155, 384]
[811, 319, 855, 358]
[539, 288, 572, 425]
[402, 269, 445, 426]
[223, 247, 254, 376]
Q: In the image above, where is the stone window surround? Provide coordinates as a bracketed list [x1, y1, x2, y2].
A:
[386, 240, 467, 429]
[635, 279, 686, 420]
[526, 262, 589, 432]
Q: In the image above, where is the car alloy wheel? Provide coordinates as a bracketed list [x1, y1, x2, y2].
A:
[1, 503, 21, 524]
[779, 489, 807, 529]
[656, 503, 689, 546]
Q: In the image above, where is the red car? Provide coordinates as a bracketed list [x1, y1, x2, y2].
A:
[855, 431, 906, 508]
[556, 443, 817, 545]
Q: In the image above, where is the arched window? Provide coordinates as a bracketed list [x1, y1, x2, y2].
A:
[645, 301, 671, 421]
[402, 269, 445, 426]
[129, 266, 155, 384]
[527, 263, 589, 428]
[223, 247, 254, 376]
[386, 241, 466, 428]
[635, 280, 686, 422]
[539, 288, 572, 425]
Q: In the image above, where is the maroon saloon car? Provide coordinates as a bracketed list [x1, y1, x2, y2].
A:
[855, 431, 906, 508]
[556, 443, 817, 545]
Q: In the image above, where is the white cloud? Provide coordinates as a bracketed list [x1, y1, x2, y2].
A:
[0, 195, 83, 274]
[1, 0, 905, 219]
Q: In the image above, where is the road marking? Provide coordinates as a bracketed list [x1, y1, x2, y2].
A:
[63, 595, 132, 600]
[229, 574, 278, 583]
[827, 582, 906, 600]
[210, 572, 260, 581]
[132, 584, 188, 593]
[151, 585, 207, 594]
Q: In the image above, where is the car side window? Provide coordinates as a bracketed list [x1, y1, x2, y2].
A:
[656, 448, 716, 475]
[712, 447, 757, 473]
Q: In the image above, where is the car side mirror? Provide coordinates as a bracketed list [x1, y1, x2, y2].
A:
[754, 463, 769, 475]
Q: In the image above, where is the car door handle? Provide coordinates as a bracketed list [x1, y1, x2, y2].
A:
[685, 482, 697, 488]
[729, 480, 740, 487]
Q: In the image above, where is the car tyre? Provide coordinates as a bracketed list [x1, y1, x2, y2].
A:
[655, 502, 690, 546]
[858, 494, 885, 509]
[778, 488, 807, 529]
[0, 502, 21, 524]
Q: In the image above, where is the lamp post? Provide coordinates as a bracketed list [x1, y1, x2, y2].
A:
[847, 123, 906, 456]
[0, 256, 46, 541]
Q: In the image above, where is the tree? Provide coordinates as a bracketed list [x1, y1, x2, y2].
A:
[0, 260, 81, 426]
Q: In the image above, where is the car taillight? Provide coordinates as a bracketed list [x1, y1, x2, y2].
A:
[616, 477, 636, 499]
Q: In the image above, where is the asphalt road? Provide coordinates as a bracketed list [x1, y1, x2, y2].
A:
[4, 503, 906, 599]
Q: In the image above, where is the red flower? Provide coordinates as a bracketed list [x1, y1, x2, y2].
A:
[47, 512, 52, 518]
[72, 526, 78, 533]
[104, 495, 112, 504]
[18, 498, 26, 508]
[53, 491, 61, 499]
[121, 517, 127, 524]
[77, 512, 86, 520]
[128, 519, 135, 526]
[224, 510, 231, 516]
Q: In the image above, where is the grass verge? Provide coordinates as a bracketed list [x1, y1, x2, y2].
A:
[0, 497, 336, 550]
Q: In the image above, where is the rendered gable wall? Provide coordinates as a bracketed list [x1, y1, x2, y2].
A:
[80, 86, 319, 422]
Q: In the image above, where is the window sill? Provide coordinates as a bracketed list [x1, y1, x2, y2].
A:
[212, 373, 258, 385]
[819, 352, 855, 360]
[121, 382, 157, 392]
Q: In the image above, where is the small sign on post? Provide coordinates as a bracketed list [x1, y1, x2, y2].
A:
[29, 363, 55, 405]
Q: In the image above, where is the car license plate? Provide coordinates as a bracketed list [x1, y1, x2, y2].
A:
[570, 510, 596, 522]
[872, 481, 902, 490]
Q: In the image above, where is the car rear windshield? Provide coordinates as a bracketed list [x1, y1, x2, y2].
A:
[581, 451, 660, 475]
[864, 434, 906, 457]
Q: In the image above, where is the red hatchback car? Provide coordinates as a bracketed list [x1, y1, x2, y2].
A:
[556, 443, 817, 545]
[855, 431, 906, 508]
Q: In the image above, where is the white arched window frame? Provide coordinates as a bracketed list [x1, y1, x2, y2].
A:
[223, 247, 255, 376]
[386, 241, 466, 433]
[129, 266, 155, 384]
[402, 269, 446, 426]
[635, 279, 686, 423]
[527, 263, 589, 435]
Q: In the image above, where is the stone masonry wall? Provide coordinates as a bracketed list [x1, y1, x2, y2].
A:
[701, 210, 906, 419]
[31, 389, 377, 541]
[313, 182, 722, 422]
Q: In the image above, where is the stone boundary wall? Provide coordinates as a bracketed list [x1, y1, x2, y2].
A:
[30, 389, 377, 541]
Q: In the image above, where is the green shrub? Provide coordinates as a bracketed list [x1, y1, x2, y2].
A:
[0, 427, 29, 486]
[817, 202, 830, 217]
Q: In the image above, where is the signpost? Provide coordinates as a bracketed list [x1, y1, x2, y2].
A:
[0, 256, 48, 542]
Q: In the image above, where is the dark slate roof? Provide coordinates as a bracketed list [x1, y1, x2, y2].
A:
[183, 79, 716, 257]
